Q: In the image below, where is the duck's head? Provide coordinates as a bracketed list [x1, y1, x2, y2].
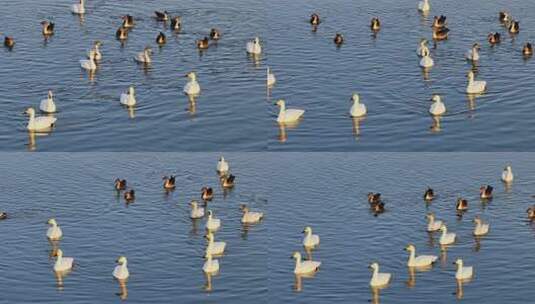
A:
[275, 99, 285, 107]
[302, 226, 312, 234]
[291, 251, 301, 260]
[369, 262, 379, 270]
[47, 218, 57, 226]
[351, 93, 360, 103]
[24, 107, 35, 116]
[404, 244, 415, 252]
[116, 256, 127, 264]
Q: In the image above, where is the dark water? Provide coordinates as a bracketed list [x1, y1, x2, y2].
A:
[267, 0, 535, 151]
[0, 153, 267, 303]
[0, 0, 267, 151]
[268, 153, 535, 303]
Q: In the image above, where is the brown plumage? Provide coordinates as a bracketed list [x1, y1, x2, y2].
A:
[423, 187, 434, 201]
[508, 20, 519, 34]
[210, 28, 221, 40]
[41, 20, 55, 36]
[488, 32, 501, 45]
[4, 36, 15, 48]
[432, 15, 447, 28]
[163, 175, 176, 190]
[527, 206, 535, 220]
[367, 192, 382, 205]
[156, 32, 166, 45]
[221, 174, 235, 188]
[370, 17, 381, 31]
[310, 13, 320, 25]
[499, 11, 510, 23]
[170, 16, 181, 31]
[432, 27, 449, 40]
[371, 202, 385, 215]
[523, 43, 533, 56]
[154, 10, 169, 21]
[0, 212, 7, 220]
[197, 37, 209, 49]
[456, 198, 468, 211]
[116, 26, 128, 40]
[122, 15, 134, 28]
[201, 187, 214, 201]
[124, 189, 135, 202]
[114, 178, 127, 191]
[479, 185, 493, 199]
[333, 33, 344, 45]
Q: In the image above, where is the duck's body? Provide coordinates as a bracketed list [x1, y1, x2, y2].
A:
[41, 21, 55, 36]
[206, 233, 226, 255]
[499, 11, 511, 24]
[240, 204, 263, 224]
[418, 0, 430, 12]
[54, 249, 74, 272]
[154, 11, 169, 21]
[369, 262, 392, 287]
[509, 20, 520, 33]
[267, 67, 276, 87]
[466, 71, 486, 94]
[170, 16, 181, 31]
[156, 32, 166, 45]
[80, 51, 97, 71]
[203, 253, 219, 274]
[455, 259, 473, 281]
[120, 86, 136, 107]
[523, 43, 533, 56]
[432, 27, 449, 40]
[4, 36, 15, 48]
[371, 202, 385, 214]
[124, 189, 135, 202]
[114, 178, 127, 191]
[0, 212, 7, 220]
[71, 0, 85, 14]
[221, 174, 235, 188]
[162, 175, 176, 190]
[275, 99, 304, 123]
[201, 187, 214, 201]
[439, 224, 456, 245]
[432, 15, 447, 29]
[113, 256, 129, 280]
[368, 193, 382, 205]
[419, 49, 434, 68]
[480, 185, 493, 199]
[116, 27, 128, 40]
[405, 244, 437, 267]
[426, 213, 442, 232]
[183, 72, 201, 95]
[121, 15, 134, 28]
[501, 166, 513, 183]
[310, 13, 320, 25]
[473, 217, 489, 236]
[429, 94, 445, 115]
[210, 28, 221, 40]
[205, 210, 221, 232]
[246, 37, 262, 55]
[370, 17, 381, 31]
[46, 219, 63, 240]
[527, 206, 535, 220]
[302, 226, 320, 248]
[334, 33, 344, 45]
[488, 32, 501, 45]
[134, 47, 152, 64]
[292, 252, 320, 275]
[349, 93, 367, 117]
[39, 90, 56, 113]
[196, 37, 209, 49]
[216, 157, 229, 175]
[423, 187, 434, 201]
[25, 107, 56, 131]
[456, 198, 468, 211]
[465, 43, 480, 61]
[190, 201, 205, 219]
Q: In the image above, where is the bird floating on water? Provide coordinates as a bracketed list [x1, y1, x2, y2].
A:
[113, 256, 130, 280]
[190, 200, 205, 219]
[292, 251, 320, 275]
[454, 258, 473, 281]
[121, 15, 134, 28]
[370, 17, 381, 32]
[120, 86, 136, 107]
[302, 226, 320, 248]
[184, 72, 201, 96]
[246, 37, 262, 55]
[429, 94, 445, 116]
[405, 244, 437, 267]
[334, 33, 344, 45]
[501, 166, 513, 183]
[217, 157, 229, 175]
[418, 0, 430, 12]
[267, 67, 276, 87]
[25, 107, 57, 131]
[369, 262, 392, 287]
[419, 46, 434, 68]
[423, 187, 434, 201]
[210, 28, 221, 40]
[197, 37, 209, 49]
[426, 213, 442, 232]
[205, 210, 221, 232]
[71, 0, 85, 15]
[156, 32, 166, 46]
[439, 224, 456, 245]
[134, 47, 152, 64]
[170, 16, 181, 31]
[465, 43, 480, 61]
[47, 218, 63, 240]
[154, 10, 169, 21]
[54, 249, 74, 272]
[40, 90, 56, 113]
[479, 185, 493, 199]
[310, 13, 320, 25]
[473, 216, 489, 236]
[488, 32, 501, 45]
[522, 43, 533, 56]
[240, 204, 263, 224]
[201, 187, 214, 201]
[275, 99, 304, 123]
[114, 178, 127, 191]
[349, 93, 367, 117]
[41, 20, 55, 36]
[80, 50, 97, 71]
[466, 71, 486, 94]
[162, 175, 176, 190]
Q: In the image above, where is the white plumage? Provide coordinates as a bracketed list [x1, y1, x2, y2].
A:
[46, 218, 63, 240]
[292, 252, 320, 275]
[302, 226, 320, 248]
[369, 262, 392, 287]
[25, 107, 57, 131]
[39, 90, 56, 113]
[54, 249, 74, 272]
[120, 86, 136, 107]
[113, 256, 130, 280]
[275, 99, 304, 123]
[405, 244, 437, 267]
[246, 37, 262, 55]
[349, 93, 367, 117]
[183, 72, 201, 95]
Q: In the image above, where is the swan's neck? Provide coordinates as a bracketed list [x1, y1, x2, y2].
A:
[294, 256, 301, 267]
[372, 267, 379, 278]
[28, 112, 35, 123]
[122, 261, 128, 268]
[441, 227, 447, 237]
[456, 262, 463, 274]
[305, 230, 311, 237]
[408, 250, 415, 263]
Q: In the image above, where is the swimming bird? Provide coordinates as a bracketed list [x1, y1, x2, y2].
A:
[370, 17, 381, 31]
[0, 212, 7, 220]
[183, 72, 201, 95]
[54, 249, 74, 272]
[275, 99, 304, 123]
[426, 213, 442, 232]
[267, 67, 276, 87]
[41, 20, 55, 36]
[369, 262, 392, 287]
[217, 157, 229, 175]
[205, 210, 221, 232]
[302, 226, 320, 248]
[40, 90, 56, 113]
[201, 187, 214, 201]
[154, 10, 169, 21]
[416, 39, 428, 57]
[499, 11, 511, 24]
[170, 16, 181, 31]
[205, 232, 226, 255]
[527, 206, 535, 220]
[162, 176, 176, 190]
[221, 174, 235, 188]
[124, 189, 135, 202]
[405, 244, 437, 267]
[479, 185, 493, 199]
[509, 20, 519, 33]
[113, 256, 129, 280]
[134, 47, 152, 64]
[210, 28, 221, 40]
[116, 26, 128, 40]
[423, 187, 434, 201]
[418, 0, 430, 12]
[454, 259, 473, 281]
[80, 50, 97, 71]
[466, 71, 486, 94]
[3, 35, 15, 48]
[246, 37, 262, 55]
[240, 204, 263, 224]
[432, 15, 447, 28]
[334, 33, 344, 45]
[432, 27, 449, 40]
[429, 94, 445, 116]
[24, 107, 57, 131]
[71, 0, 85, 14]
[439, 224, 456, 245]
[292, 251, 320, 275]
[114, 178, 127, 191]
[349, 93, 367, 117]
[190, 201, 205, 219]
[473, 216, 489, 236]
[456, 198, 468, 211]
[203, 252, 219, 274]
[121, 15, 134, 28]
[46, 218, 63, 240]
[522, 43, 533, 56]
[196, 37, 209, 49]
[419, 46, 434, 68]
[368, 193, 382, 205]
[371, 202, 385, 215]
[501, 166, 513, 183]
[488, 32, 501, 45]
[465, 43, 480, 61]
[120, 86, 136, 107]
[156, 32, 166, 45]
[88, 41, 102, 61]
[310, 13, 320, 25]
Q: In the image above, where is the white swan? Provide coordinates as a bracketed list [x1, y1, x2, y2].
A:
[426, 213, 442, 232]
[183, 72, 201, 95]
[267, 67, 276, 87]
[40, 90, 56, 113]
[466, 71, 486, 94]
[71, 0, 85, 14]
[88, 41, 102, 61]
[80, 50, 97, 71]
[205, 210, 221, 232]
[205, 232, 226, 255]
[302, 226, 320, 248]
[465, 43, 480, 61]
[275, 99, 304, 123]
[240, 204, 263, 224]
[246, 37, 262, 55]
[47, 218, 63, 240]
[292, 251, 321, 275]
[454, 259, 473, 280]
[419, 46, 434, 68]
[113, 256, 130, 280]
[405, 244, 437, 267]
[54, 249, 74, 272]
[190, 201, 205, 219]
[439, 224, 456, 245]
[203, 252, 219, 274]
[217, 156, 229, 175]
[416, 39, 428, 57]
[429, 94, 446, 116]
[501, 166, 513, 183]
[349, 93, 367, 117]
[134, 47, 152, 64]
[369, 262, 392, 287]
[473, 217, 489, 236]
[120, 86, 136, 107]
[25, 107, 57, 131]
[418, 0, 430, 12]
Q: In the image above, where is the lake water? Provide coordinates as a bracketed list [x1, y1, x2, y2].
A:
[0, 153, 268, 303]
[0, 0, 267, 151]
[266, 0, 535, 151]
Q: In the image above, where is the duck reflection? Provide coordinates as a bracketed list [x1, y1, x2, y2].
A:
[187, 95, 197, 115]
[190, 218, 201, 236]
[248, 53, 261, 67]
[421, 68, 430, 80]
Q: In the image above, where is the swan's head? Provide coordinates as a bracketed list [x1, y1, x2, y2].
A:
[219, 156, 225, 162]
[47, 218, 58, 226]
[207, 210, 213, 217]
[291, 251, 301, 260]
[351, 93, 360, 103]
[369, 262, 379, 270]
[254, 37, 260, 44]
[116, 256, 127, 265]
[472, 43, 480, 50]
[473, 216, 482, 224]
[24, 107, 35, 116]
[439, 224, 447, 232]
[48, 90, 54, 99]
[505, 165, 512, 172]
[94, 40, 102, 47]
[426, 213, 435, 220]
[275, 99, 285, 107]
[302, 226, 312, 234]
[190, 200, 199, 208]
[419, 38, 428, 46]
[144, 47, 152, 54]
[404, 244, 415, 252]
[128, 86, 135, 95]
[186, 72, 197, 81]
[55, 249, 63, 257]
[240, 204, 249, 213]
[454, 258, 463, 266]
[467, 70, 475, 80]
[431, 94, 441, 103]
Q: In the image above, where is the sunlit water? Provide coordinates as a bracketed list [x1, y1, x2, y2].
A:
[266, 0, 535, 151]
[0, 153, 267, 303]
[0, 0, 267, 151]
